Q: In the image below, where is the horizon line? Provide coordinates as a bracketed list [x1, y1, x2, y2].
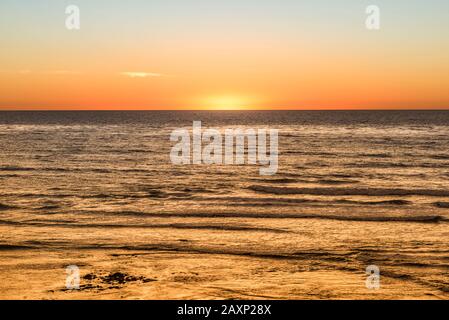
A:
[1, 108, 449, 112]
[2, 105, 449, 111]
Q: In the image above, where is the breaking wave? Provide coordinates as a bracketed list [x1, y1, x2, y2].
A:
[248, 185, 449, 197]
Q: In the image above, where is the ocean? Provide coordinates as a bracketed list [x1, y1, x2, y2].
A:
[0, 110, 448, 299]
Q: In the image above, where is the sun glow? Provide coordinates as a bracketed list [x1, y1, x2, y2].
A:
[201, 95, 254, 110]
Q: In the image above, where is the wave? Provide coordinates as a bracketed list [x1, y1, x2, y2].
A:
[0, 239, 365, 263]
[0, 244, 33, 250]
[0, 166, 158, 174]
[356, 153, 392, 158]
[337, 199, 411, 206]
[251, 178, 358, 185]
[0, 166, 35, 171]
[0, 219, 288, 233]
[248, 185, 449, 197]
[87, 211, 446, 224]
[0, 203, 18, 210]
[316, 179, 358, 185]
[36, 204, 62, 210]
[0, 242, 354, 262]
[250, 178, 298, 184]
[344, 162, 449, 169]
[433, 202, 449, 208]
[329, 173, 360, 179]
[0, 242, 446, 274]
[430, 154, 449, 160]
[200, 196, 411, 206]
[0, 244, 33, 251]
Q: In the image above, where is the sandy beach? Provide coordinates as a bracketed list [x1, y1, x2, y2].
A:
[1, 246, 447, 300]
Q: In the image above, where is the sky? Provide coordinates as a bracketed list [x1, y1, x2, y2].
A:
[1, 0, 449, 110]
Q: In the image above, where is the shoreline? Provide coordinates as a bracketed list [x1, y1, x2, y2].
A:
[0, 249, 447, 300]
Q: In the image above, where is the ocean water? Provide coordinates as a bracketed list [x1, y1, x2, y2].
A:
[0, 110, 448, 299]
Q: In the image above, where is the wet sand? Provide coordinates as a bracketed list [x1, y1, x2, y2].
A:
[0, 248, 447, 300]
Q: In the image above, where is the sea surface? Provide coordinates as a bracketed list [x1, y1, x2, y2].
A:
[0, 110, 448, 299]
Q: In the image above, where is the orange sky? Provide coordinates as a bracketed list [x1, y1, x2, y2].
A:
[1, 0, 449, 110]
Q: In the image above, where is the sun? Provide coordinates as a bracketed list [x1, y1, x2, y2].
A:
[202, 95, 252, 110]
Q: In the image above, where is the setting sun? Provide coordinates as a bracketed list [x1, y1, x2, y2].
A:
[201, 95, 254, 110]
